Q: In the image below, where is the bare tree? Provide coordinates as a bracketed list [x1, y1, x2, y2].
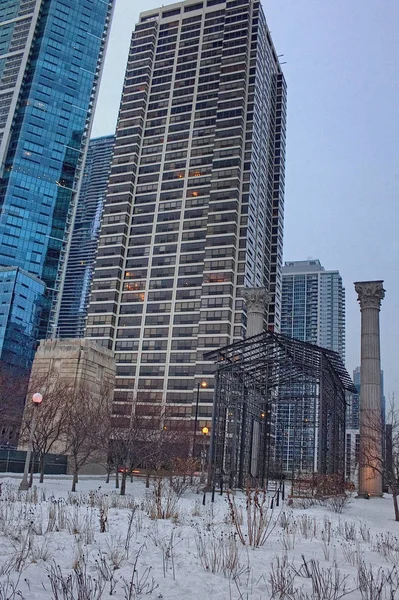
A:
[109, 414, 159, 496]
[19, 376, 71, 483]
[362, 395, 399, 520]
[64, 382, 112, 492]
[384, 398, 399, 520]
[0, 363, 29, 448]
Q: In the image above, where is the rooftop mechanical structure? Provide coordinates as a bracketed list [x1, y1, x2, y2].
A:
[205, 331, 356, 489]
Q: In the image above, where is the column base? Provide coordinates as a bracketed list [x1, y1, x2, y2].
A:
[356, 491, 384, 499]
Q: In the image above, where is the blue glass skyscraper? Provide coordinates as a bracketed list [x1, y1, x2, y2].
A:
[0, 0, 114, 367]
[0, 1, 114, 444]
[56, 134, 115, 338]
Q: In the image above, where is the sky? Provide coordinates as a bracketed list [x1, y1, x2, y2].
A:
[92, 0, 399, 397]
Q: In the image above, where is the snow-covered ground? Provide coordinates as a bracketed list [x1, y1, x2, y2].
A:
[0, 474, 398, 599]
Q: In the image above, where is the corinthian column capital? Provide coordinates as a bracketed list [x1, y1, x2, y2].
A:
[241, 287, 272, 312]
[354, 280, 385, 310]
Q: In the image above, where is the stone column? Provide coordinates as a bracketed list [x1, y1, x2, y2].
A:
[241, 288, 271, 337]
[354, 280, 385, 497]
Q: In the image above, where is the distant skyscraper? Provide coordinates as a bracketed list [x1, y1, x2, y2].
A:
[0, 0, 114, 374]
[56, 135, 115, 339]
[276, 259, 345, 474]
[347, 366, 385, 431]
[348, 366, 360, 430]
[86, 0, 286, 430]
[281, 259, 345, 360]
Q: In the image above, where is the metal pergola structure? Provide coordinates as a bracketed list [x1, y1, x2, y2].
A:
[205, 331, 356, 489]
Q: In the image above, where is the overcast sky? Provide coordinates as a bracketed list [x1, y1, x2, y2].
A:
[92, 0, 399, 397]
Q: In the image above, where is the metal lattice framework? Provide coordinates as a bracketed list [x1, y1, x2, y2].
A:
[205, 331, 356, 489]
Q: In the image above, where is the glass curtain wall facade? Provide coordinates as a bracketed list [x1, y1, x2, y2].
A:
[277, 259, 346, 475]
[0, 0, 114, 360]
[86, 0, 286, 431]
[281, 259, 345, 360]
[0, 266, 45, 371]
[0, 266, 45, 447]
[0, 1, 40, 165]
[56, 135, 115, 338]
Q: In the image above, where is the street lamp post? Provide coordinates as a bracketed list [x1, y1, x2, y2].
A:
[19, 393, 42, 491]
[193, 381, 207, 458]
[200, 426, 209, 483]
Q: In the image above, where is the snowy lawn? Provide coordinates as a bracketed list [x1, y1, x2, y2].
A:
[0, 474, 399, 599]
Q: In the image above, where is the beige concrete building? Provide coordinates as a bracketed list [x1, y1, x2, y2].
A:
[29, 338, 115, 397]
[20, 339, 115, 471]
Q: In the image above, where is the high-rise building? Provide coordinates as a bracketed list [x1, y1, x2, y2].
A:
[347, 366, 385, 431]
[281, 259, 345, 360]
[0, 266, 45, 371]
[86, 0, 286, 430]
[0, 0, 114, 371]
[276, 259, 345, 475]
[55, 135, 115, 339]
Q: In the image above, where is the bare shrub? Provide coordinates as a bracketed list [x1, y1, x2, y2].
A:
[320, 517, 332, 560]
[29, 534, 53, 563]
[121, 545, 158, 599]
[269, 554, 296, 598]
[159, 529, 178, 580]
[295, 557, 355, 600]
[386, 566, 399, 599]
[343, 521, 357, 542]
[227, 487, 277, 547]
[296, 497, 317, 510]
[298, 514, 317, 539]
[72, 536, 88, 569]
[192, 498, 202, 517]
[195, 527, 241, 577]
[124, 507, 137, 557]
[0, 575, 23, 600]
[278, 512, 297, 551]
[8, 529, 31, 572]
[359, 523, 371, 544]
[373, 532, 399, 564]
[99, 506, 108, 533]
[47, 559, 106, 599]
[309, 561, 354, 600]
[168, 458, 195, 498]
[326, 495, 353, 514]
[340, 541, 363, 567]
[144, 479, 179, 520]
[66, 506, 95, 544]
[94, 555, 119, 596]
[279, 511, 295, 532]
[46, 501, 57, 533]
[105, 533, 127, 569]
[357, 563, 386, 600]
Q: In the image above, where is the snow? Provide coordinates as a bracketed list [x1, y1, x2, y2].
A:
[0, 473, 398, 599]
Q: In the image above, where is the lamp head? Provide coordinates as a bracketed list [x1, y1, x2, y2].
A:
[32, 393, 43, 405]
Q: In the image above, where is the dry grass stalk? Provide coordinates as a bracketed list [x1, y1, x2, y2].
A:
[227, 486, 277, 547]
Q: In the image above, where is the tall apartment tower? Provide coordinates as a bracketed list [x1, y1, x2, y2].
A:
[281, 259, 345, 360]
[0, 0, 114, 375]
[276, 259, 345, 475]
[56, 135, 115, 339]
[86, 0, 286, 430]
